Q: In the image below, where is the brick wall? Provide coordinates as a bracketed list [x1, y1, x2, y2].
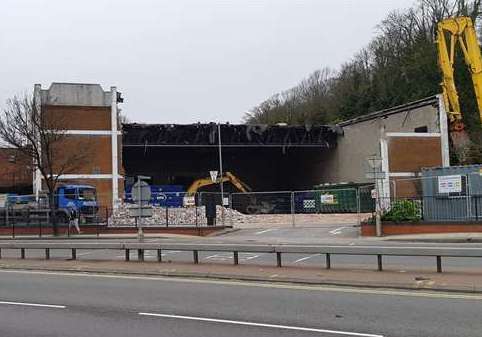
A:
[0, 148, 32, 193]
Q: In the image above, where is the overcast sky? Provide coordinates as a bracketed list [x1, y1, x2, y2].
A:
[1, 0, 415, 124]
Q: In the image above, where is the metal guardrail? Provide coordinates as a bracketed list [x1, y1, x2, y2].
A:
[0, 243, 481, 273]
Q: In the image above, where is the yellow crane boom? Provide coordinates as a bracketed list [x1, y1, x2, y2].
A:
[437, 16, 482, 158]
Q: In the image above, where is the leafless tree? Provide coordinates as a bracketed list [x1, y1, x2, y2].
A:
[0, 94, 90, 234]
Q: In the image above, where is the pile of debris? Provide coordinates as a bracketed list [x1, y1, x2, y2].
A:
[109, 203, 246, 227]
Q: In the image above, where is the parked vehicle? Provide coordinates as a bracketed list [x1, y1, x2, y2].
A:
[0, 185, 98, 225]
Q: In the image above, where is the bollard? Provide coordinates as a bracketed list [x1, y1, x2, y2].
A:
[276, 252, 282, 267]
[125, 249, 130, 261]
[377, 254, 383, 271]
[72, 248, 77, 260]
[437, 256, 442, 273]
[193, 250, 199, 264]
[138, 249, 144, 262]
[157, 249, 162, 262]
[233, 251, 239, 265]
[325, 253, 331, 269]
[20, 248, 25, 259]
[45, 248, 50, 260]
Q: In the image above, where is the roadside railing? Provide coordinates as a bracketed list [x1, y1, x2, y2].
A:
[0, 242, 481, 273]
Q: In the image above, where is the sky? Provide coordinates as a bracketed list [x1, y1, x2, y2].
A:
[0, 0, 416, 124]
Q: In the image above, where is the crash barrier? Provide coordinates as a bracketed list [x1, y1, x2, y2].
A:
[0, 242, 481, 273]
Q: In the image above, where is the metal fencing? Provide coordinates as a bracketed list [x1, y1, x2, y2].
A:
[379, 174, 482, 222]
[1, 176, 481, 237]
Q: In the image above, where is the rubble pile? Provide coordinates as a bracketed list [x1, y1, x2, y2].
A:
[109, 203, 246, 227]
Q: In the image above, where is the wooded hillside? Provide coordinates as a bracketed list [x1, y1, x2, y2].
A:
[245, 0, 481, 162]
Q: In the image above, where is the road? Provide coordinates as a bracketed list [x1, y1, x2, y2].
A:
[0, 269, 481, 337]
[2, 224, 482, 272]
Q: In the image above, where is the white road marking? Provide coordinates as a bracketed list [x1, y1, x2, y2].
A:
[244, 253, 261, 260]
[1, 269, 480, 301]
[329, 227, 347, 235]
[138, 312, 384, 337]
[205, 253, 262, 261]
[294, 254, 320, 263]
[0, 300, 66, 309]
[255, 228, 278, 235]
[205, 254, 229, 261]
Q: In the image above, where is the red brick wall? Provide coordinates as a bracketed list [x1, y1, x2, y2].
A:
[44, 106, 111, 130]
[0, 148, 32, 192]
[388, 137, 442, 172]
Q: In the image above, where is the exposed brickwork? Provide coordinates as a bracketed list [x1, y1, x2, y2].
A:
[52, 136, 112, 174]
[388, 137, 442, 172]
[391, 177, 423, 198]
[43, 105, 111, 130]
[0, 148, 32, 192]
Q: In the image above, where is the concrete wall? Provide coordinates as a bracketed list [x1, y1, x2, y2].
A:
[317, 96, 445, 185]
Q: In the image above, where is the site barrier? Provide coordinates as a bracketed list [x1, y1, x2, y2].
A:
[0, 241, 481, 273]
[1, 178, 481, 238]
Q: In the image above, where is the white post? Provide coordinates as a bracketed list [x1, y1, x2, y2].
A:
[437, 94, 451, 167]
[111, 87, 119, 210]
[137, 176, 144, 242]
[218, 123, 224, 225]
[33, 84, 42, 199]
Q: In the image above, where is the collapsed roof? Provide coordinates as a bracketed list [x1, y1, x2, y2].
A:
[122, 123, 339, 148]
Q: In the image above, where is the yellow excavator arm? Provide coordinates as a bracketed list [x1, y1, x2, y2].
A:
[186, 171, 252, 194]
[437, 16, 482, 128]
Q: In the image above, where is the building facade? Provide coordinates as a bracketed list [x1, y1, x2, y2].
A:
[33, 83, 123, 209]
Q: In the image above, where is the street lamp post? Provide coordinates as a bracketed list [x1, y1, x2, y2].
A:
[217, 123, 224, 224]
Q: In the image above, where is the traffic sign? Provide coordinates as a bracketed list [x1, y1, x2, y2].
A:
[209, 170, 218, 183]
[132, 180, 151, 206]
[130, 207, 153, 217]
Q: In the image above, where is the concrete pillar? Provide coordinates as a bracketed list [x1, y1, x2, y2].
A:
[110, 87, 119, 210]
[33, 84, 43, 199]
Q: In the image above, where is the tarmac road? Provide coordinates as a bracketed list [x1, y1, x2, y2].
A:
[2, 224, 482, 272]
[0, 269, 481, 337]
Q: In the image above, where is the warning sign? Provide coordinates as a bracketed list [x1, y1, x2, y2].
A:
[209, 171, 218, 183]
[320, 194, 336, 205]
[438, 175, 462, 194]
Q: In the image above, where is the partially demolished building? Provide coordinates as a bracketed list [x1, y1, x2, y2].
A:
[1, 83, 450, 207]
[123, 123, 339, 191]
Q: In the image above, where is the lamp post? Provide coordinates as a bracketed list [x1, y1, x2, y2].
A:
[217, 123, 224, 224]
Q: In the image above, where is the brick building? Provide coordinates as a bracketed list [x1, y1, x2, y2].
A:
[33, 83, 124, 209]
[0, 148, 32, 194]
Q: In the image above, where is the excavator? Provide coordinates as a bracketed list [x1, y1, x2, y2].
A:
[436, 16, 482, 161]
[186, 171, 252, 194]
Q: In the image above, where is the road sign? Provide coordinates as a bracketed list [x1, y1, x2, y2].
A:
[132, 180, 151, 206]
[129, 207, 153, 217]
[183, 196, 196, 207]
[209, 170, 218, 183]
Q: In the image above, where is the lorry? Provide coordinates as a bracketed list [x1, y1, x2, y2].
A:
[0, 184, 99, 225]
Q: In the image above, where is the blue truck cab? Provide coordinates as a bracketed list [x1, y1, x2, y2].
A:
[55, 185, 98, 223]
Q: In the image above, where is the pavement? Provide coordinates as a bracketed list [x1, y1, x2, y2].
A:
[0, 268, 481, 337]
